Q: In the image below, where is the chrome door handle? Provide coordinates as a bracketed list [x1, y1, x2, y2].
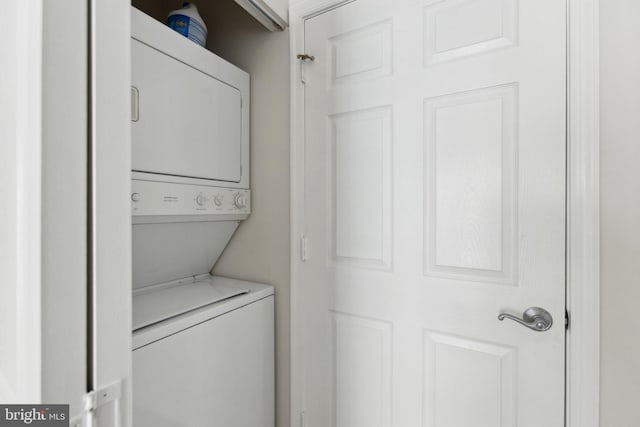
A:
[498, 307, 553, 332]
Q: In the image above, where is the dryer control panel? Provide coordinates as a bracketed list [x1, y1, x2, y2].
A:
[131, 180, 250, 217]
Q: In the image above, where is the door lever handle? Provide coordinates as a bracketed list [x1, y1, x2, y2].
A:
[498, 307, 553, 332]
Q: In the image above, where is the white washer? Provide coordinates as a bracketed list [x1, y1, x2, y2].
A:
[130, 181, 274, 426]
[132, 275, 274, 427]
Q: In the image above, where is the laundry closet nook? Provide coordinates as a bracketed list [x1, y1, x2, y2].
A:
[8, 0, 640, 426]
[129, 1, 291, 426]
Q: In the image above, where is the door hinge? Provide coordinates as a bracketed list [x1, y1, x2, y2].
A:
[300, 235, 308, 262]
[565, 309, 570, 330]
[81, 380, 123, 427]
[297, 53, 315, 84]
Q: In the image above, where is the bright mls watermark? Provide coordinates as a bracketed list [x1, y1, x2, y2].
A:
[0, 405, 68, 426]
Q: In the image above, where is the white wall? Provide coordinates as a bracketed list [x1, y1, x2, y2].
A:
[4, 0, 134, 420]
[1, 2, 132, 422]
[0, 0, 44, 404]
[600, 1, 640, 425]
[0, 0, 89, 417]
[41, 0, 88, 416]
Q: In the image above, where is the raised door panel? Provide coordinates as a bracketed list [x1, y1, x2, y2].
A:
[332, 313, 392, 427]
[328, 20, 393, 87]
[330, 107, 393, 269]
[424, 84, 517, 284]
[422, 331, 516, 427]
[423, 0, 517, 65]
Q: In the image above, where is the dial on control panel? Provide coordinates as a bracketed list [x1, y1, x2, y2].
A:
[233, 193, 247, 209]
[194, 191, 248, 210]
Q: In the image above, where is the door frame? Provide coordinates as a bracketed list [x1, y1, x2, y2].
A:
[288, 0, 601, 426]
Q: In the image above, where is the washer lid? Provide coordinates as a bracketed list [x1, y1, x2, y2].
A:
[133, 276, 249, 331]
[132, 220, 240, 289]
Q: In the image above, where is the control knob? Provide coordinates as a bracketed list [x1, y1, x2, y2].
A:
[233, 193, 247, 209]
[195, 193, 206, 206]
[213, 194, 224, 207]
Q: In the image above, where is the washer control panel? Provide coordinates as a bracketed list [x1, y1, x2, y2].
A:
[131, 180, 250, 216]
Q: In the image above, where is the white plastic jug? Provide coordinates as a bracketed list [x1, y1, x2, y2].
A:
[167, 3, 207, 47]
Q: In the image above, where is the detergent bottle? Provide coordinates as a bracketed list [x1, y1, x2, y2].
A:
[167, 3, 207, 47]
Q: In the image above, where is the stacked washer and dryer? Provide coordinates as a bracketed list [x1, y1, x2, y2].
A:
[130, 8, 274, 427]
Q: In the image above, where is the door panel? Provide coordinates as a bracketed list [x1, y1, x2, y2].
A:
[424, 84, 517, 283]
[131, 39, 242, 182]
[422, 330, 516, 426]
[299, 0, 566, 426]
[332, 313, 392, 427]
[330, 106, 393, 268]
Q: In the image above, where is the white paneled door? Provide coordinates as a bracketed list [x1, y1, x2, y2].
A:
[297, 0, 566, 426]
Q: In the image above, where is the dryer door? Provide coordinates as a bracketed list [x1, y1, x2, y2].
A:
[131, 39, 242, 183]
